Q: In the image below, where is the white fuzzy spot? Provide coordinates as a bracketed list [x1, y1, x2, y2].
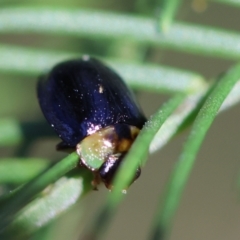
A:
[82, 55, 90, 61]
[99, 85, 104, 93]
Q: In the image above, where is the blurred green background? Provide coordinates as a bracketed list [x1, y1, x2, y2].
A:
[1, 1, 240, 240]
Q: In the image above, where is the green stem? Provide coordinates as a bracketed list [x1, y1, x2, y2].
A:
[157, 0, 183, 32]
[0, 44, 205, 94]
[0, 8, 240, 59]
[84, 93, 186, 240]
[150, 64, 240, 240]
[0, 152, 79, 232]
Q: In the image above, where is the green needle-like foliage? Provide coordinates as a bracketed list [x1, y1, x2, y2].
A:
[0, 3, 240, 240]
[84, 94, 186, 240]
[150, 63, 240, 240]
[0, 153, 79, 233]
[1, 8, 240, 59]
[157, 0, 183, 32]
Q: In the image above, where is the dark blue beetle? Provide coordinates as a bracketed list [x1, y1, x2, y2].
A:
[37, 56, 146, 190]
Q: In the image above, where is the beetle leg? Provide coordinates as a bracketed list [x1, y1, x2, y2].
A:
[91, 172, 102, 190]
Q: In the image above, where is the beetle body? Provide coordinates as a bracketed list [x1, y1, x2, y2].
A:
[37, 57, 146, 189]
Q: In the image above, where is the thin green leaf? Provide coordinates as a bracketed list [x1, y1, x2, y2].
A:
[83, 94, 186, 240]
[0, 44, 205, 94]
[150, 90, 206, 153]
[211, 0, 240, 6]
[108, 60, 205, 93]
[150, 80, 240, 154]
[149, 65, 240, 240]
[1, 177, 86, 240]
[1, 8, 240, 59]
[0, 158, 49, 184]
[157, 0, 183, 32]
[112, 94, 185, 195]
[219, 81, 240, 111]
[0, 152, 79, 232]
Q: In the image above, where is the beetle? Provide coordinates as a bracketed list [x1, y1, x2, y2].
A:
[37, 56, 146, 190]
